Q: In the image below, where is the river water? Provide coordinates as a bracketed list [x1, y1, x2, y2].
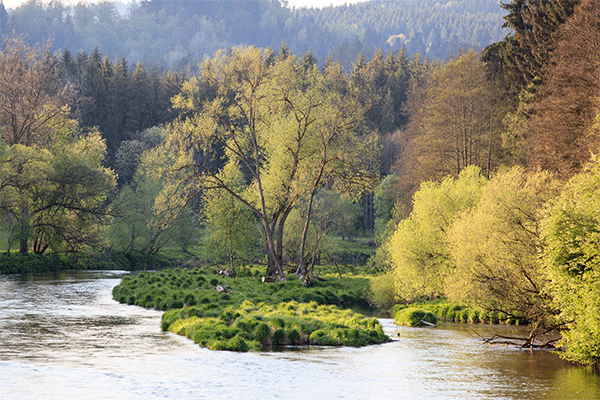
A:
[1, 271, 598, 400]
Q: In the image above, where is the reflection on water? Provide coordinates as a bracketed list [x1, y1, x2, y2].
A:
[1, 271, 598, 400]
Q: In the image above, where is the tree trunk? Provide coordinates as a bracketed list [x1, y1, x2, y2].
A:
[19, 204, 29, 255]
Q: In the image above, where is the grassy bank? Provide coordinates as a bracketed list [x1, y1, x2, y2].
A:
[0, 251, 175, 274]
[112, 266, 390, 350]
[393, 301, 528, 326]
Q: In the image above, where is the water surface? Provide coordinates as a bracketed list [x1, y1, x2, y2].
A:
[1, 271, 598, 399]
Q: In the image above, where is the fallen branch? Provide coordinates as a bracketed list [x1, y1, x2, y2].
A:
[482, 334, 559, 350]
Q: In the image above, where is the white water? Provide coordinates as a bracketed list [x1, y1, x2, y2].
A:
[1, 271, 598, 399]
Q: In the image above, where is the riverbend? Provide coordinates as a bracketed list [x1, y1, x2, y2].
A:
[1, 271, 598, 399]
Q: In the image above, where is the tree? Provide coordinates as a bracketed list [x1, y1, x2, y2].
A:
[0, 36, 71, 147]
[165, 46, 378, 280]
[0, 37, 115, 254]
[409, 50, 503, 182]
[542, 156, 600, 367]
[0, 130, 116, 254]
[483, 0, 580, 94]
[202, 161, 258, 269]
[528, 0, 600, 177]
[447, 167, 560, 338]
[386, 166, 486, 301]
[110, 127, 189, 255]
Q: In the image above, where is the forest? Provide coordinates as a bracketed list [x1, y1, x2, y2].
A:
[1, 0, 600, 366]
[0, 0, 506, 71]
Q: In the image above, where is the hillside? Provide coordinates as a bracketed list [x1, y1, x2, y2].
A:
[1, 0, 508, 70]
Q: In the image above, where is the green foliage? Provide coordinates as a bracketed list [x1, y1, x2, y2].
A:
[0, 130, 116, 254]
[166, 300, 390, 351]
[394, 308, 437, 327]
[112, 267, 373, 313]
[386, 166, 487, 301]
[166, 46, 379, 277]
[368, 272, 398, 309]
[446, 167, 559, 327]
[110, 128, 197, 256]
[391, 300, 523, 326]
[113, 266, 388, 351]
[542, 158, 600, 367]
[201, 161, 260, 267]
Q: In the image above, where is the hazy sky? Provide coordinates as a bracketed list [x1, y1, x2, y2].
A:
[3, 0, 368, 10]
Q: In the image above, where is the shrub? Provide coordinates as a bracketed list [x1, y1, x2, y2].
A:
[395, 308, 438, 327]
[287, 328, 301, 345]
[272, 328, 287, 346]
[255, 323, 271, 347]
[226, 335, 250, 352]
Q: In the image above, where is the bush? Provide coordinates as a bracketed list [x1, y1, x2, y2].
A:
[272, 328, 287, 346]
[369, 272, 397, 308]
[395, 308, 438, 327]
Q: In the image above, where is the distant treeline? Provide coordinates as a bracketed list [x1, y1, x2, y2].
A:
[0, 0, 507, 71]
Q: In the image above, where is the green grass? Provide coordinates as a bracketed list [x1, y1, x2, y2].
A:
[394, 308, 438, 327]
[112, 266, 373, 312]
[164, 300, 390, 351]
[112, 266, 390, 351]
[392, 300, 528, 326]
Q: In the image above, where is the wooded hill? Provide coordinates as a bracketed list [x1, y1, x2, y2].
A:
[0, 0, 506, 71]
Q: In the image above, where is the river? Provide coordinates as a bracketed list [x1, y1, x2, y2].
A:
[1, 271, 598, 399]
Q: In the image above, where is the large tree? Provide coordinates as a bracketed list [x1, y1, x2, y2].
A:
[542, 156, 600, 367]
[447, 167, 560, 339]
[405, 50, 504, 183]
[0, 36, 115, 254]
[0, 36, 71, 147]
[528, 0, 600, 176]
[165, 46, 378, 280]
[0, 130, 116, 254]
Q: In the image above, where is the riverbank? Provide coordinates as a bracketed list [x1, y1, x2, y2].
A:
[0, 251, 175, 274]
[393, 301, 528, 327]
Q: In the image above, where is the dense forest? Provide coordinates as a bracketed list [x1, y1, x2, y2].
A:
[1, 0, 600, 367]
[0, 0, 506, 71]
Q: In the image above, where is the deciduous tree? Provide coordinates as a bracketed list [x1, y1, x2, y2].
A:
[165, 46, 378, 280]
[410, 50, 503, 182]
[447, 167, 560, 337]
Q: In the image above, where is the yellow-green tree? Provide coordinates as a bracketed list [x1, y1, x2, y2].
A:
[542, 156, 600, 366]
[110, 131, 192, 255]
[0, 130, 116, 254]
[165, 46, 378, 279]
[386, 166, 486, 301]
[202, 161, 258, 269]
[447, 167, 560, 336]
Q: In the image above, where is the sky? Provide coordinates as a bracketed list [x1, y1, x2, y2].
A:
[3, 0, 369, 11]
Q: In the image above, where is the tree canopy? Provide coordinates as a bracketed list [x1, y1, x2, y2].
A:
[164, 46, 378, 280]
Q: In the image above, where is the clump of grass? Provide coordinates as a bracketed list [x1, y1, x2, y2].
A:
[113, 266, 390, 351]
[164, 300, 390, 351]
[391, 300, 528, 326]
[394, 308, 438, 327]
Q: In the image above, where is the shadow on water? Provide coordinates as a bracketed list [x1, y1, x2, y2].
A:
[1, 271, 599, 400]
